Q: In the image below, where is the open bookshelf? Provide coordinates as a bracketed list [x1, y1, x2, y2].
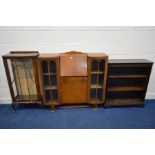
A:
[105, 59, 153, 107]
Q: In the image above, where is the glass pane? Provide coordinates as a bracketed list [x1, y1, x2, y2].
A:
[49, 61, 56, 73]
[42, 61, 48, 73]
[45, 90, 51, 101]
[51, 90, 58, 100]
[7, 59, 18, 98]
[91, 74, 97, 84]
[99, 60, 105, 71]
[97, 89, 103, 100]
[8, 58, 37, 101]
[98, 74, 104, 85]
[43, 75, 50, 87]
[90, 89, 96, 99]
[91, 60, 98, 71]
[25, 59, 37, 97]
[50, 75, 57, 86]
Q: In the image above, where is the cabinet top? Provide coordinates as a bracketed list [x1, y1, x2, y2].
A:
[87, 53, 108, 58]
[109, 59, 153, 64]
[2, 51, 39, 58]
[39, 53, 60, 59]
[39, 52, 108, 59]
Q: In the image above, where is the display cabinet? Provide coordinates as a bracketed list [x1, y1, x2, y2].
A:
[2, 51, 42, 111]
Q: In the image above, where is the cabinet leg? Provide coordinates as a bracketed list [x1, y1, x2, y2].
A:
[93, 104, 98, 111]
[40, 103, 44, 111]
[50, 105, 56, 112]
[12, 103, 16, 112]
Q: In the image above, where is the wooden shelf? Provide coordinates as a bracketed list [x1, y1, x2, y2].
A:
[89, 99, 103, 104]
[109, 74, 148, 78]
[45, 100, 59, 106]
[42, 73, 56, 75]
[106, 99, 143, 106]
[16, 95, 38, 101]
[44, 85, 58, 90]
[91, 71, 104, 74]
[90, 84, 103, 89]
[108, 86, 145, 92]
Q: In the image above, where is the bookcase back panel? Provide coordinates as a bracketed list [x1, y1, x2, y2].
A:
[109, 66, 151, 75]
[108, 78, 146, 87]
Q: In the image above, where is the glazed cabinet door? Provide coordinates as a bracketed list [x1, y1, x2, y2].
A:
[39, 58, 59, 107]
[88, 57, 108, 106]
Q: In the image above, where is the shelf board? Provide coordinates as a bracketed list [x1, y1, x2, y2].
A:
[106, 99, 143, 106]
[16, 95, 38, 101]
[44, 85, 58, 90]
[88, 99, 103, 104]
[90, 84, 103, 89]
[45, 100, 59, 106]
[91, 71, 104, 74]
[108, 86, 145, 92]
[109, 74, 148, 78]
[42, 73, 56, 75]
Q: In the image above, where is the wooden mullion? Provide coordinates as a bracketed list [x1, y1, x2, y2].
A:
[95, 60, 100, 106]
[48, 61, 53, 101]
[3, 58, 15, 101]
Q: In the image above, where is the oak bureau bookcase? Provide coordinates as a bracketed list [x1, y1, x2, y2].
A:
[2, 51, 153, 112]
[39, 51, 108, 111]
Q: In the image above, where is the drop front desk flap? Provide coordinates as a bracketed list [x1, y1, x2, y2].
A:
[60, 52, 88, 104]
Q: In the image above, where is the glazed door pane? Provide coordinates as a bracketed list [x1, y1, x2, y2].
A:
[8, 58, 37, 101]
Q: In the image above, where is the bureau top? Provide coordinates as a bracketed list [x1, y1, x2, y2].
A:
[109, 59, 153, 64]
[39, 52, 108, 58]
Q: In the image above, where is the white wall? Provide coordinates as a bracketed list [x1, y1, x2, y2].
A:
[0, 26, 155, 103]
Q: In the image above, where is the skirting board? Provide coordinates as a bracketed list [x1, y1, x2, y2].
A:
[0, 93, 155, 104]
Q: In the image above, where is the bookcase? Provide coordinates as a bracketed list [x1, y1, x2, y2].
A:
[105, 59, 153, 107]
[38, 52, 108, 111]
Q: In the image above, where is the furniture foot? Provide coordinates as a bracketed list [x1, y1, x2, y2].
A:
[50, 105, 56, 112]
[93, 104, 98, 111]
[40, 104, 44, 111]
[12, 103, 16, 112]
